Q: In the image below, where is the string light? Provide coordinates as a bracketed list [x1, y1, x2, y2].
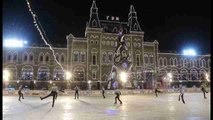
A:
[26, 0, 64, 71]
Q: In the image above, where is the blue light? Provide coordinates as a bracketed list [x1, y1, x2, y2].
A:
[3, 39, 27, 48]
[183, 49, 197, 56]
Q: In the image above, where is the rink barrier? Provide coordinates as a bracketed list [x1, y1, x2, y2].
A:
[3, 88, 210, 96]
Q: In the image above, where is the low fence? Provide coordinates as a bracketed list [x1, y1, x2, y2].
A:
[3, 88, 210, 96]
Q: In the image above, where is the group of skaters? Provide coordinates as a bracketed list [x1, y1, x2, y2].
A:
[17, 82, 209, 107]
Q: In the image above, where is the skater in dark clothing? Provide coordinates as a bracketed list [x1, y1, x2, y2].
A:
[101, 86, 106, 99]
[40, 84, 64, 107]
[178, 85, 185, 104]
[201, 85, 208, 99]
[74, 86, 79, 99]
[18, 85, 24, 101]
[154, 88, 161, 97]
[114, 89, 122, 104]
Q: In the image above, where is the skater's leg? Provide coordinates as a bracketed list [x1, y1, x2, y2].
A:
[41, 93, 52, 100]
[77, 92, 79, 99]
[181, 94, 185, 104]
[118, 96, 122, 104]
[114, 96, 117, 104]
[52, 93, 56, 107]
[21, 93, 24, 99]
[75, 92, 77, 99]
[155, 92, 158, 97]
[18, 93, 21, 101]
[203, 91, 206, 99]
[55, 92, 58, 100]
[178, 94, 181, 101]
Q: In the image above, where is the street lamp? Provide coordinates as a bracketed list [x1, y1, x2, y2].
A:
[88, 80, 91, 90]
[3, 70, 10, 89]
[119, 71, 128, 89]
[3, 70, 10, 82]
[205, 72, 210, 82]
[65, 71, 72, 80]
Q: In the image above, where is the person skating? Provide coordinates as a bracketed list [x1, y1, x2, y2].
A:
[114, 89, 122, 104]
[18, 85, 24, 101]
[101, 86, 106, 99]
[74, 86, 80, 99]
[201, 85, 208, 99]
[178, 85, 185, 104]
[154, 88, 161, 97]
[40, 83, 63, 107]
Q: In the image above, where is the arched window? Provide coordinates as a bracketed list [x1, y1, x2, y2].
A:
[163, 58, 167, 66]
[190, 69, 198, 80]
[108, 52, 113, 62]
[171, 69, 179, 81]
[74, 67, 85, 81]
[29, 53, 34, 62]
[39, 53, 44, 62]
[180, 58, 184, 67]
[134, 23, 138, 30]
[73, 51, 79, 62]
[45, 53, 50, 62]
[38, 66, 49, 80]
[102, 52, 107, 63]
[61, 54, 65, 63]
[55, 54, 59, 63]
[208, 59, 210, 68]
[21, 66, 33, 80]
[169, 58, 173, 66]
[23, 53, 28, 62]
[13, 52, 18, 61]
[92, 20, 97, 27]
[149, 55, 154, 64]
[159, 58, 163, 66]
[80, 52, 86, 63]
[201, 59, 206, 67]
[144, 54, 148, 64]
[136, 54, 140, 66]
[174, 58, 178, 66]
[199, 69, 206, 80]
[53, 67, 64, 80]
[180, 69, 188, 81]
[7, 52, 12, 61]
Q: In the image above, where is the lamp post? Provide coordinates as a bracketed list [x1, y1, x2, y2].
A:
[119, 71, 128, 89]
[3, 70, 10, 89]
[88, 80, 91, 90]
[65, 71, 72, 89]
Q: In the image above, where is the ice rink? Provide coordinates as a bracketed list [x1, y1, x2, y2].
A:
[3, 93, 210, 120]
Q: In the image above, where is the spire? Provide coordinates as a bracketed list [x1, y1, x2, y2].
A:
[128, 5, 142, 32]
[87, 0, 101, 28]
[91, 0, 97, 8]
[130, 5, 136, 13]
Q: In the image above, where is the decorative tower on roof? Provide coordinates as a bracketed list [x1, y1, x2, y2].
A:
[87, 0, 101, 28]
[128, 5, 142, 33]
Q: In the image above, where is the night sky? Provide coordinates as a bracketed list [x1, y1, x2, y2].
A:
[3, 0, 210, 54]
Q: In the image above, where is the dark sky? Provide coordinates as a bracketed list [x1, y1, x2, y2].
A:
[3, 0, 210, 54]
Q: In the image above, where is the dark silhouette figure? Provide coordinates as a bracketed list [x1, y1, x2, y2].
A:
[101, 86, 106, 99]
[201, 86, 208, 99]
[74, 86, 79, 99]
[18, 85, 24, 101]
[40, 84, 64, 107]
[178, 85, 185, 104]
[154, 88, 161, 97]
[114, 89, 122, 104]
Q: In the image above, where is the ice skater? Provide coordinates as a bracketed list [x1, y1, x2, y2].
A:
[154, 88, 161, 97]
[18, 85, 24, 101]
[201, 85, 208, 99]
[101, 86, 106, 99]
[74, 86, 80, 99]
[40, 83, 63, 107]
[178, 85, 185, 104]
[114, 89, 122, 104]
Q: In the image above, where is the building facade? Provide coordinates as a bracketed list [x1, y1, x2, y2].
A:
[3, 1, 211, 89]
